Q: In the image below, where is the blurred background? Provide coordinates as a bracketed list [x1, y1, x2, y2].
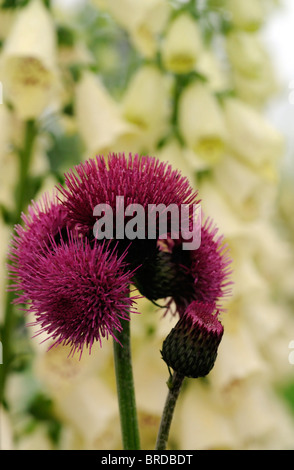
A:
[0, 0, 294, 450]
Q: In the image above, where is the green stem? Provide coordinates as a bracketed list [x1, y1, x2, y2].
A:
[16, 120, 37, 222]
[0, 120, 37, 405]
[155, 371, 185, 450]
[113, 318, 140, 450]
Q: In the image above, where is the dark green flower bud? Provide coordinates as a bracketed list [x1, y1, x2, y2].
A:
[161, 301, 224, 378]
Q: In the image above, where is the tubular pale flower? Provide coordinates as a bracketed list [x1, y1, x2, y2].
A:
[75, 71, 137, 157]
[0, 0, 59, 119]
[161, 12, 203, 74]
[225, 31, 271, 80]
[121, 66, 171, 150]
[224, 0, 264, 31]
[223, 98, 284, 171]
[100, 0, 170, 58]
[178, 82, 228, 165]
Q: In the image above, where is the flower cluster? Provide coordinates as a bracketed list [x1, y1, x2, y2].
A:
[9, 153, 231, 368]
[1, 0, 294, 451]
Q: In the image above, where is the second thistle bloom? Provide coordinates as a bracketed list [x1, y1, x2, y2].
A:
[12, 233, 138, 357]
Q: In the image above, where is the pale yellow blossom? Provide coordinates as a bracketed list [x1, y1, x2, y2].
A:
[0, 406, 14, 450]
[229, 379, 294, 449]
[243, 295, 294, 382]
[161, 12, 203, 74]
[121, 65, 171, 151]
[231, 66, 278, 108]
[0, 0, 59, 119]
[223, 98, 284, 178]
[196, 48, 229, 92]
[225, 30, 272, 79]
[211, 307, 268, 392]
[33, 342, 107, 398]
[54, 376, 119, 447]
[213, 154, 278, 220]
[198, 178, 249, 237]
[178, 82, 227, 164]
[177, 380, 238, 449]
[75, 71, 137, 157]
[156, 138, 195, 181]
[100, 0, 170, 58]
[225, 0, 264, 31]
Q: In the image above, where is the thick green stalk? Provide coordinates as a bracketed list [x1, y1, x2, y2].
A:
[155, 371, 185, 450]
[113, 318, 140, 450]
[0, 120, 37, 405]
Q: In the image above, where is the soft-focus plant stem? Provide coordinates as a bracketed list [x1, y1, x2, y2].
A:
[113, 317, 141, 450]
[155, 371, 185, 450]
[16, 120, 37, 221]
[0, 120, 37, 405]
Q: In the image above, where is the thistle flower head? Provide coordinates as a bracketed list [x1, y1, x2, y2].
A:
[179, 217, 233, 313]
[161, 301, 224, 378]
[58, 152, 199, 235]
[58, 152, 199, 274]
[12, 232, 138, 358]
[9, 192, 69, 281]
[134, 217, 232, 314]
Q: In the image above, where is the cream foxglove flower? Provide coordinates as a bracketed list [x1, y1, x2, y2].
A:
[156, 138, 194, 180]
[178, 82, 227, 164]
[101, 0, 170, 58]
[121, 65, 171, 150]
[210, 312, 267, 391]
[198, 179, 249, 237]
[225, 0, 264, 31]
[53, 377, 119, 447]
[223, 98, 284, 175]
[231, 66, 278, 108]
[161, 12, 203, 74]
[75, 71, 137, 157]
[230, 379, 294, 450]
[0, 406, 14, 450]
[34, 341, 106, 397]
[0, 0, 59, 119]
[196, 48, 229, 92]
[246, 220, 294, 292]
[178, 381, 237, 449]
[213, 154, 277, 220]
[225, 31, 271, 79]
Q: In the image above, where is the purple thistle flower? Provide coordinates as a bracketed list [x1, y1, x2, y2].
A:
[12, 232, 138, 357]
[9, 192, 69, 277]
[58, 153, 199, 235]
[134, 216, 232, 315]
[161, 301, 224, 378]
[176, 217, 233, 314]
[58, 152, 200, 287]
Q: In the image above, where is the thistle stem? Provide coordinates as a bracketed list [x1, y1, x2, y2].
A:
[113, 318, 140, 450]
[155, 371, 185, 450]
